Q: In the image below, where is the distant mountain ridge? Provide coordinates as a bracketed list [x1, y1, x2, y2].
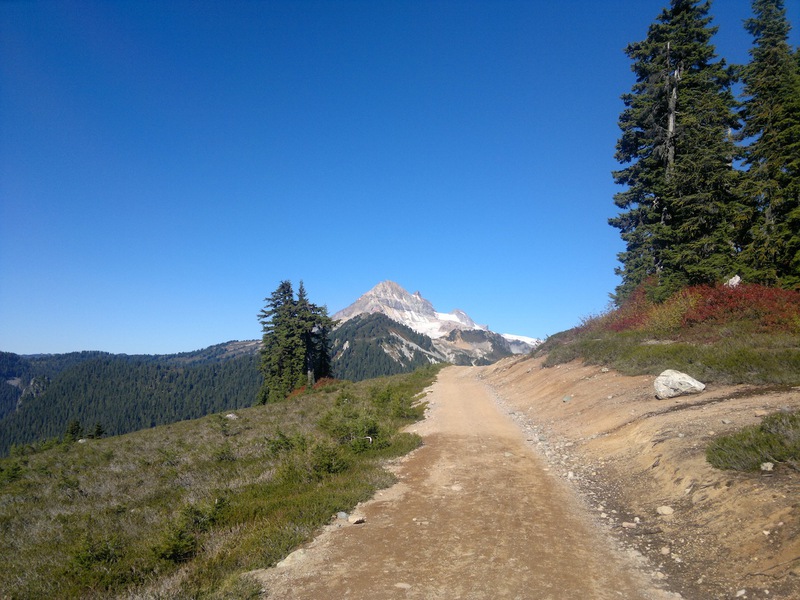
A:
[332, 281, 540, 363]
[329, 313, 442, 381]
[0, 283, 540, 455]
[333, 281, 486, 339]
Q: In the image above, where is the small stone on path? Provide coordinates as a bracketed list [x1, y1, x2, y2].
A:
[348, 515, 366, 524]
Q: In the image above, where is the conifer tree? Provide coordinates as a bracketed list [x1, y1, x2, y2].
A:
[610, 0, 742, 302]
[296, 282, 333, 386]
[739, 0, 800, 288]
[257, 281, 334, 403]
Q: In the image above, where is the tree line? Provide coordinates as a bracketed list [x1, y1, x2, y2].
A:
[0, 351, 262, 456]
[611, 0, 800, 302]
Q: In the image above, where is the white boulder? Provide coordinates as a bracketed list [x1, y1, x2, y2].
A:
[724, 275, 742, 288]
[654, 370, 706, 400]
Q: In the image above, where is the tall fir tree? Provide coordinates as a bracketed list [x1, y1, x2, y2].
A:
[296, 282, 334, 385]
[739, 0, 800, 288]
[610, 0, 742, 302]
[257, 280, 296, 404]
[257, 281, 334, 404]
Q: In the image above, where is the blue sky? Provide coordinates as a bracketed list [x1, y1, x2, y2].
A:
[2, 1, 799, 355]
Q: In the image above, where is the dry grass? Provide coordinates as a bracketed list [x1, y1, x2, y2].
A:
[535, 283, 800, 385]
[0, 365, 442, 598]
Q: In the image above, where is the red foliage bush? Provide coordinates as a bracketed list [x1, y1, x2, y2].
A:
[603, 286, 652, 332]
[682, 284, 800, 331]
[286, 386, 307, 400]
[597, 282, 800, 336]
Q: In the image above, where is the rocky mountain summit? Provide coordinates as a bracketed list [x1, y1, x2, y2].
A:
[333, 281, 486, 339]
[331, 281, 540, 370]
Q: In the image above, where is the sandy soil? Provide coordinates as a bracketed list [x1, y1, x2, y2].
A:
[249, 365, 683, 599]
[481, 356, 800, 600]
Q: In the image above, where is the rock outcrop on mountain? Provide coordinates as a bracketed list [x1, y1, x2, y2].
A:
[329, 313, 444, 382]
[331, 281, 540, 373]
[332, 281, 483, 339]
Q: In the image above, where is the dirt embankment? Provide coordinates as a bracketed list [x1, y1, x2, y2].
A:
[250, 360, 798, 600]
[482, 355, 800, 600]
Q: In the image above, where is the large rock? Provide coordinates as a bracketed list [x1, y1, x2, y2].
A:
[654, 369, 706, 399]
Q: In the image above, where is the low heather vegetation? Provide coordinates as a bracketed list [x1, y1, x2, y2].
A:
[535, 283, 800, 386]
[0, 364, 443, 599]
[535, 282, 800, 473]
[707, 410, 800, 472]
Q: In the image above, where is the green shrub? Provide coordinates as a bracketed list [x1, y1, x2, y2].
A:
[0, 460, 24, 485]
[66, 528, 139, 594]
[318, 407, 388, 452]
[706, 411, 800, 471]
[310, 442, 349, 476]
[180, 498, 226, 533]
[71, 530, 124, 570]
[154, 523, 198, 563]
[213, 442, 237, 462]
[0, 365, 441, 598]
[266, 428, 308, 457]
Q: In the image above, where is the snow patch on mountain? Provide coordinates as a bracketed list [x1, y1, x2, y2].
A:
[385, 332, 442, 364]
[333, 281, 540, 355]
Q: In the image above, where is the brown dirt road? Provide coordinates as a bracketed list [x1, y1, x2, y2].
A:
[250, 366, 679, 599]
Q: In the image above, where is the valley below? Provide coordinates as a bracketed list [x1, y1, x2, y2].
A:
[251, 357, 800, 600]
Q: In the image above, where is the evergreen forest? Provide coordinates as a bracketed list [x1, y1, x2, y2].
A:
[0, 346, 263, 456]
[330, 313, 440, 381]
[611, 0, 800, 302]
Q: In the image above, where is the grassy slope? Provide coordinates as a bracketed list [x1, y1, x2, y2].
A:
[0, 365, 443, 599]
[533, 283, 800, 474]
[534, 283, 800, 386]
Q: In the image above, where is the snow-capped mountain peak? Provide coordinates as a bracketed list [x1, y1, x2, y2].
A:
[333, 281, 540, 358]
[329, 281, 541, 377]
[334, 281, 483, 339]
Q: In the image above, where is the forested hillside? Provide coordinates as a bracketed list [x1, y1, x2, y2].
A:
[0, 313, 454, 456]
[0, 344, 262, 456]
[330, 313, 442, 381]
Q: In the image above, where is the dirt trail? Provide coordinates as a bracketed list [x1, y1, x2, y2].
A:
[250, 366, 676, 599]
[482, 356, 800, 599]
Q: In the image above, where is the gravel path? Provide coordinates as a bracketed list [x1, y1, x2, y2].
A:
[250, 366, 678, 599]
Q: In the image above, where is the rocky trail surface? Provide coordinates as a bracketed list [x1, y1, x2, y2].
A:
[480, 357, 799, 600]
[250, 366, 683, 599]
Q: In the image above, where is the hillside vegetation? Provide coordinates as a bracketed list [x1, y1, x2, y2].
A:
[0, 309, 458, 458]
[0, 364, 442, 599]
[0, 344, 263, 456]
[535, 282, 800, 386]
[330, 313, 440, 381]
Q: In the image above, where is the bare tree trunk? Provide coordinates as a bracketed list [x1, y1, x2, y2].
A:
[665, 42, 679, 181]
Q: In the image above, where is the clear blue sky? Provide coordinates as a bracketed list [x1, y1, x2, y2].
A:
[2, 1, 799, 355]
